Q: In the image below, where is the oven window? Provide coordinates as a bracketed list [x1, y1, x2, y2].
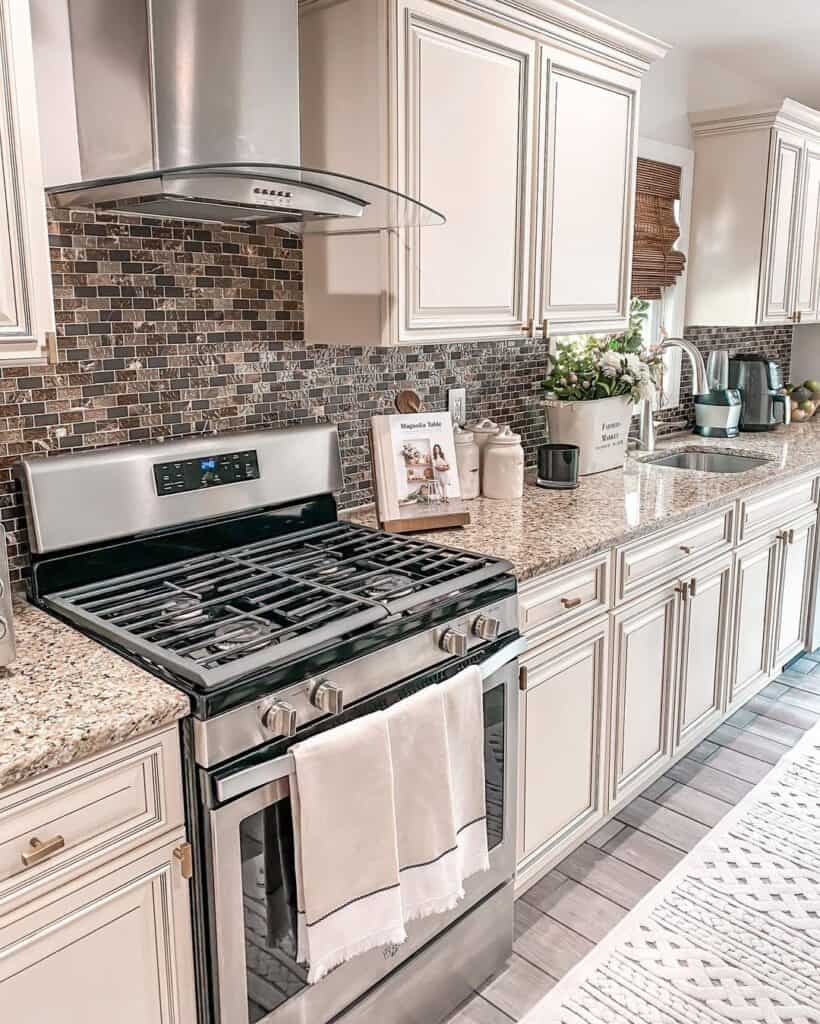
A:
[484, 683, 505, 851]
[240, 801, 307, 1023]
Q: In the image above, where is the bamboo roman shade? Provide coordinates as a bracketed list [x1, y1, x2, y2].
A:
[631, 157, 686, 300]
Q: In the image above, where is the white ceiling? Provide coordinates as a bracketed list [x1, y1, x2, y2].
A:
[583, 0, 820, 109]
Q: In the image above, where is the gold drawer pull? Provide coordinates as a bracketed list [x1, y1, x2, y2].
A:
[519, 665, 529, 691]
[679, 544, 692, 555]
[21, 834, 65, 867]
[560, 596, 582, 609]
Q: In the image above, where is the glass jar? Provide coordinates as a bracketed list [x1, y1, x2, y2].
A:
[482, 425, 524, 500]
[453, 426, 480, 500]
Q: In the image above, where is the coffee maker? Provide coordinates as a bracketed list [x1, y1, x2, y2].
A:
[727, 355, 791, 431]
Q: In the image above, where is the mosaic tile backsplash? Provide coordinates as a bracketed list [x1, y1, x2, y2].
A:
[0, 208, 793, 583]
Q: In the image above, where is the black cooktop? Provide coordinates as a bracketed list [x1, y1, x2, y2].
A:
[29, 497, 515, 717]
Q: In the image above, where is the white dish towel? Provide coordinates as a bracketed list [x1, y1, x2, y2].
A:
[290, 711, 406, 984]
[290, 665, 490, 984]
[441, 666, 491, 881]
[387, 684, 464, 922]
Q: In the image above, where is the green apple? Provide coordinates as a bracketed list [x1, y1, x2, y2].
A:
[804, 379, 820, 393]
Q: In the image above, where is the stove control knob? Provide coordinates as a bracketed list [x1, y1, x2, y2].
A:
[472, 615, 501, 641]
[310, 680, 344, 715]
[261, 701, 297, 738]
[440, 629, 468, 656]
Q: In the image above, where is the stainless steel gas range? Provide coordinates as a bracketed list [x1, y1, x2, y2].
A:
[16, 424, 523, 1024]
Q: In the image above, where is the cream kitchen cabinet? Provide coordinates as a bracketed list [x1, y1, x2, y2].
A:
[0, 834, 196, 1024]
[517, 618, 609, 882]
[674, 554, 733, 747]
[0, 725, 195, 1024]
[299, 0, 665, 346]
[534, 47, 638, 335]
[771, 513, 817, 668]
[727, 529, 780, 709]
[0, 0, 54, 361]
[608, 583, 678, 806]
[794, 140, 820, 319]
[728, 511, 817, 709]
[688, 100, 820, 327]
[516, 475, 819, 891]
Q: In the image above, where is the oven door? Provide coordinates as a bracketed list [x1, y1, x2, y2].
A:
[203, 638, 523, 1024]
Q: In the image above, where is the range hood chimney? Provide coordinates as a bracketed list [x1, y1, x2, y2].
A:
[29, 0, 444, 233]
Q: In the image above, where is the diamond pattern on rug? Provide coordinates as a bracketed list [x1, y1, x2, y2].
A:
[523, 729, 820, 1024]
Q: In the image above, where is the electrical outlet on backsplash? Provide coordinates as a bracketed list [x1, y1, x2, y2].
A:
[0, 208, 794, 584]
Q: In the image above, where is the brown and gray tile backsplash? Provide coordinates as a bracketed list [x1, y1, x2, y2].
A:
[0, 208, 793, 583]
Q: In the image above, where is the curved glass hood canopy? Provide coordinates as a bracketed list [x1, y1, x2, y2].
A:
[31, 0, 445, 234]
[46, 163, 446, 235]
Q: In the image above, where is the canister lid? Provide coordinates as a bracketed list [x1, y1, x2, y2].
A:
[453, 425, 475, 444]
[466, 417, 499, 437]
[488, 424, 521, 445]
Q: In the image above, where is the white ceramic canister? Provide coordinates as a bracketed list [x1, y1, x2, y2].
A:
[453, 425, 480, 499]
[466, 417, 499, 466]
[482, 424, 524, 500]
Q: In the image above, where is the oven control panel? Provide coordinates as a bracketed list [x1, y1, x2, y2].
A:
[153, 450, 260, 496]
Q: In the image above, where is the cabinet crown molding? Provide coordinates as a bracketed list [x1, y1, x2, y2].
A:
[690, 98, 820, 139]
[298, 0, 669, 69]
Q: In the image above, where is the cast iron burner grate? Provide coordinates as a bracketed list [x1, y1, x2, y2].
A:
[45, 522, 510, 688]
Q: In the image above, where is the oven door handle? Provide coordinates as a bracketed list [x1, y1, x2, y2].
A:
[213, 636, 527, 804]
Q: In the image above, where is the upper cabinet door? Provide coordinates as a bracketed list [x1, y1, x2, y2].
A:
[794, 141, 820, 322]
[397, 0, 535, 342]
[0, 0, 54, 360]
[536, 48, 638, 335]
[759, 129, 803, 325]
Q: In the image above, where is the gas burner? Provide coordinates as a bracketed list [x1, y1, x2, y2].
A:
[313, 557, 346, 576]
[211, 620, 275, 653]
[162, 593, 202, 622]
[364, 573, 416, 599]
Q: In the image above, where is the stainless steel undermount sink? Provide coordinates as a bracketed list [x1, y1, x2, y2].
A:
[647, 450, 770, 474]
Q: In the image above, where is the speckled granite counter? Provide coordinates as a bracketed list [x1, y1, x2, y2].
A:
[348, 421, 820, 581]
[0, 601, 189, 792]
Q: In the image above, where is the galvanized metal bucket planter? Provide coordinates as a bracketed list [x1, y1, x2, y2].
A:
[544, 395, 632, 475]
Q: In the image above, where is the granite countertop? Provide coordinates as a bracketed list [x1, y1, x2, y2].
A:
[0, 601, 189, 793]
[348, 420, 820, 581]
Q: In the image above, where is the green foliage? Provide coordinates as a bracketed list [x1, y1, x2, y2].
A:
[541, 301, 660, 404]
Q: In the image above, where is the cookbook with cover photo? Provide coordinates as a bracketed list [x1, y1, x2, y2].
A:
[370, 412, 469, 532]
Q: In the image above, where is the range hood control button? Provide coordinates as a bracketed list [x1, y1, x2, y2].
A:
[261, 701, 297, 738]
[472, 615, 501, 641]
[440, 629, 468, 656]
[310, 680, 344, 715]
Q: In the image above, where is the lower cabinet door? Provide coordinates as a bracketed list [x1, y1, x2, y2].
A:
[609, 584, 678, 806]
[728, 531, 780, 707]
[772, 514, 816, 668]
[675, 554, 733, 747]
[0, 835, 196, 1024]
[519, 618, 609, 861]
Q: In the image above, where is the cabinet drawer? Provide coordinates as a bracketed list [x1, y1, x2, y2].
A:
[0, 726, 183, 915]
[737, 476, 817, 542]
[519, 551, 610, 638]
[614, 505, 735, 603]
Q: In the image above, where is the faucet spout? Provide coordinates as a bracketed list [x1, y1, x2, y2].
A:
[659, 336, 709, 396]
[636, 336, 709, 453]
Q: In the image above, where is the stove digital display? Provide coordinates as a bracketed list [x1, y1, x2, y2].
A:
[153, 450, 260, 496]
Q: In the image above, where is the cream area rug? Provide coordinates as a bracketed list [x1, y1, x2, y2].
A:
[523, 721, 820, 1023]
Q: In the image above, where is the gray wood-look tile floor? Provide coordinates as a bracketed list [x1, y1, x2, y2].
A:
[445, 653, 820, 1023]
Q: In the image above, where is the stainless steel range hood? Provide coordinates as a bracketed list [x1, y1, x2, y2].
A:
[29, 0, 444, 234]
